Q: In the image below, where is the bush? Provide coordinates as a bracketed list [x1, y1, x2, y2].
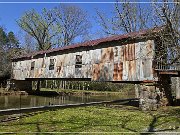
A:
[39, 80, 134, 92]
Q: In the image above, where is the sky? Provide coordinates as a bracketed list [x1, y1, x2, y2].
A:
[0, 1, 115, 32]
[0, 0, 153, 45]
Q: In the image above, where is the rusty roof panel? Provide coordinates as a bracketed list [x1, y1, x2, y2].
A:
[12, 60, 31, 80]
[82, 51, 91, 65]
[121, 44, 136, 61]
[113, 62, 123, 81]
[122, 61, 129, 81]
[135, 42, 141, 59]
[56, 55, 65, 67]
[34, 69, 39, 78]
[135, 40, 155, 59]
[146, 40, 155, 59]
[135, 59, 140, 81]
[101, 47, 114, 63]
[139, 59, 153, 80]
[63, 54, 71, 67]
[65, 66, 75, 78]
[128, 60, 137, 81]
[78, 64, 92, 79]
[62, 66, 67, 78]
[92, 63, 113, 81]
[47, 70, 53, 78]
[92, 64, 100, 81]
[69, 53, 76, 66]
[39, 68, 45, 78]
[142, 59, 153, 79]
[75, 68, 82, 78]
[102, 62, 113, 81]
[34, 58, 43, 69]
[113, 46, 120, 63]
[90, 49, 101, 64]
[13, 70, 23, 80]
[140, 42, 150, 59]
[56, 65, 64, 78]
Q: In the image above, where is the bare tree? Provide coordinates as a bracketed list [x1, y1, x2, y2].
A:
[97, 0, 151, 35]
[23, 33, 36, 53]
[17, 8, 60, 51]
[152, 0, 180, 64]
[54, 5, 91, 46]
[97, 0, 179, 63]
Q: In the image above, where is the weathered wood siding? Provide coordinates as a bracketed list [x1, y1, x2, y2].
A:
[12, 40, 155, 81]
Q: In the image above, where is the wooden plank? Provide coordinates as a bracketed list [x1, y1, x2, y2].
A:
[159, 71, 179, 75]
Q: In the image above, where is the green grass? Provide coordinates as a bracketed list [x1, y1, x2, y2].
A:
[40, 88, 134, 96]
[0, 105, 179, 134]
[40, 88, 121, 93]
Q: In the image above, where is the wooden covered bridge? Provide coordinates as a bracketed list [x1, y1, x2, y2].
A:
[11, 27, 180, 110]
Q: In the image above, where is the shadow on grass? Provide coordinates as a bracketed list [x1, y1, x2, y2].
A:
[1, 105, 179, 133]
[36, 123, 41, 135]
[0, 109, 139, 133]
[48, 113, 139, 132]
[141, 107, 180, 134]
[106, 100, 139, 112]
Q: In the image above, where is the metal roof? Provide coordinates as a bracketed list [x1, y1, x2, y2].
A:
[12, 27, 163, 60]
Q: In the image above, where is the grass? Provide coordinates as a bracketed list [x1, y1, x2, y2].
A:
[40, 88, 123, 93]
[40, 88, 134, 96]
[0, 105, 179, 134]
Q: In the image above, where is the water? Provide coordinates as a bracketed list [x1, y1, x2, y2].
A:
[0, 94, 126, 110]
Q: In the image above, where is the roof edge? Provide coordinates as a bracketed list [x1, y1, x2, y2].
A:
[12, 26, 163, 61]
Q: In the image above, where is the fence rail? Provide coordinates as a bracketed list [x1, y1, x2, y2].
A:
[155, 59, 180, 70]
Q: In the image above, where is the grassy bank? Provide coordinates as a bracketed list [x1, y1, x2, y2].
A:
[39, 81, 135, 92]
[0, 88, 28, 96]
[39, 88, 135, 96]
[0, 105, 179, 133]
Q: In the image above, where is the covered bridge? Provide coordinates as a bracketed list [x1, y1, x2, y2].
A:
[11, 27, 180, 110]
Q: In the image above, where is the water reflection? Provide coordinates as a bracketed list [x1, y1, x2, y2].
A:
[0, 94, 125, 110]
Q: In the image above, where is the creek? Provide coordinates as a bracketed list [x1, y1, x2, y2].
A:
[0, 94, 129, 110]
